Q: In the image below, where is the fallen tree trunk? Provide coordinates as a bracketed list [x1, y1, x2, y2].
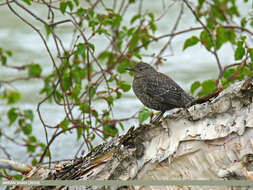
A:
[14, 79, 253, 190]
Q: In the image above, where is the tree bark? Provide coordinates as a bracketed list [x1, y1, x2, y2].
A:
[16, 79, 253, 190]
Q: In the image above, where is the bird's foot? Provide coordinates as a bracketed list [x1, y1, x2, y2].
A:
[150, 119, 161, 125]
[184, 108, 193, 121]
[150, 111, 165, 124]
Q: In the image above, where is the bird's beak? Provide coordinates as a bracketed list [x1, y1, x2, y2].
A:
[125, 67, 134, 72]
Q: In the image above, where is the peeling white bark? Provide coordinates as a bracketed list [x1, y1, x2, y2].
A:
[0, 159, 32, 173]
[16, 79, 253, 190]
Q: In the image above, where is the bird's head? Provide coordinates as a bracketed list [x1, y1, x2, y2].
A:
[126, 62, 156, 78]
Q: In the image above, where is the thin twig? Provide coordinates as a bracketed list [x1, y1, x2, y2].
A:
[0, 145, 12, 160]
[154, 2, 184, 63]
[6, 0, 53, 166]
[183, 0, 223, 75]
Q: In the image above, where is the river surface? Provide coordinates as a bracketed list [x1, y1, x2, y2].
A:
[0, 1, 251, 162]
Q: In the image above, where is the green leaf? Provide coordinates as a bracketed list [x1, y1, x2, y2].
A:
[234, 41, 245, 60]
[87, 43, 95, 52]
[221, 78, 228, 88]
[240, 36, 247, 42]
[24, 109, 34, 122]
[210, 5, 225, 21]
[241, 66, 252, 78]
[28, 64, 42, 77]
[198, 0, 204, 7]
[126, 27, 135, 36]
[13, 174, 23, 180]
[40, 143, 46, 150]
[228, 4, 240, 18]
[119, 81, 131, 92]
[28, 136, 37, 143]
[117, 59, 129, 73]
[76, 43, 86, 60]
[119, 122, 124, 131]
[2, 168, 9, 176]
[66, 1, 73, 11]
[92, 109, 98, 117]
[215, 37, 223, 50]
[249, 48, 253, 62]
[79, 103, 90, 113]
[27, 145, 36, 152]
[72, 83, 81, 101]
[106, 95, 114, 105]
[23, 123, 32, 135]
[216, 27, 227, 50]
[130, 14, 141, 24]
[59, 1, 67, 14]
[6, 50, 12, 56]
[1, 55, 7, 65]
[140, 29, 150, 49]
[73, 0, 79, 6]
[249, 61, 253, 70]
[76, 127, 82, 140]
[183, 36, 199, 50]
[199, 79, 216, 97]
[88, 17, 99, 30]
[62, 72, 72, 91]
[55, 90, 62, 102]
[77, 67, 88, 79]
[116, 91, 122, 99]
[90, 133, 96, 141]
[149, 22, 157, 33]
[98, 51, 112, 61]
[22, 0, 31, 5]
[148, 12, 155, 21]
[250, 21, 253, 28]
[45, 149, 50, 157]
[206, 17, 215, 30]
[18, 118, 25, 127]
[226, 30, 236, 44]
[60, 119, 69, 130]
[223, 68, 235, 79]
[129, 30, 140, 51]
[76, 8, 85, 16]
[97, 28, 110, 35]
[44, 25, 51, 37]
[200, 30, 212, 50]
[112, 14, 122, 27]
[241, 17, 247, 27]
[190, 81, 201, 95]
[7, 91, 21, 104]
[8, 107, 18, 126]
[32, 158, 38, 166]
[88, 9, 94, 17]
[88, 87, 96, 98]
[138, 108, 151, 124]
[103, 124, 118, 138]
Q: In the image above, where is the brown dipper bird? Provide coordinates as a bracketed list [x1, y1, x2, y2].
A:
[126, 62, 193, 122]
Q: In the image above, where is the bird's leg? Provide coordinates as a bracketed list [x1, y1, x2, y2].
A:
[151, 111, 165, 124]
[184, 107, 193, 121]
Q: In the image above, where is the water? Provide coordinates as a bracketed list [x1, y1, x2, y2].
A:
[0, 1, 251, 163]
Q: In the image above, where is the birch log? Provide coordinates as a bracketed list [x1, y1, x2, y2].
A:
[15, 79, 253, 190]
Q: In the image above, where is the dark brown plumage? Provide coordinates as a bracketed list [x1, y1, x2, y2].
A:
[126, 62, 193, 122]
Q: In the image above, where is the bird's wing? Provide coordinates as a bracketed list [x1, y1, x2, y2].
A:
[145, 73, 185, 106]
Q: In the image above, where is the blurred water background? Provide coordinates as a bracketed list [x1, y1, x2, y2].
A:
[0, 1, 251, 162]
